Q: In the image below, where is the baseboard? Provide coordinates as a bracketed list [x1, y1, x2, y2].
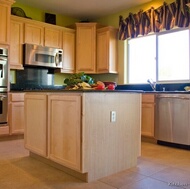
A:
[0, 134, 24, 141]
[141, 136, 157, 144]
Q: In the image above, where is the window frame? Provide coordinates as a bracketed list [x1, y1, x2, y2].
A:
[126, 27, 190, 84]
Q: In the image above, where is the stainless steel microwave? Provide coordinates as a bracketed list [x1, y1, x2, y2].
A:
[24, 44, 63, 69]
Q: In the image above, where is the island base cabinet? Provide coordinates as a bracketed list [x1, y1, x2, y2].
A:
[24, 93, 47, 157]
[48, 94, 82, 171]
[24, 92, 141, 182]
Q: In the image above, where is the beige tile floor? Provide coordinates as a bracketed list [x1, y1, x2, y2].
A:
[0, 138, 190, 189]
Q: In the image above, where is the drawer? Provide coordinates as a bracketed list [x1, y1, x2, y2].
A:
[142, 94, 155, 103]
[10, 93, 25, 102]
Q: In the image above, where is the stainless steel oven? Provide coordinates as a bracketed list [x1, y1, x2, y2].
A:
[0, 93, 8, 124]
[0, 47, 8, 124]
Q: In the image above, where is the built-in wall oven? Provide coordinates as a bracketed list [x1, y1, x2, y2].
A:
[0, 47, 8, 124]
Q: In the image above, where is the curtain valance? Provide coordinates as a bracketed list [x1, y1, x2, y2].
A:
[118, 0, 190, 40]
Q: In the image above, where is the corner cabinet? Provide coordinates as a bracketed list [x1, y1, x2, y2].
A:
[97, 27, 118, 73]
[76, 23, 97, 73]
[48, 94, 81, 171]
[24, 93, 47, 157]
[0, 0, 14, 44]
[141, 94, 155, 138]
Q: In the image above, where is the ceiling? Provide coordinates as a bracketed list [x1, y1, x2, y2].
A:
[15, 0, 152, 20]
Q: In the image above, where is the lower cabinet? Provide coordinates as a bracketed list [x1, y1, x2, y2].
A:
[24, 93, 82, 171]
[141, 94, 155, 138]
[48, 94, 81, 171]
[9, 93, 25, 134]
[24, 93, 47, 157]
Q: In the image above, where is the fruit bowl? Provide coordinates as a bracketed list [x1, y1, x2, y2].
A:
[103, 82, 117, 88]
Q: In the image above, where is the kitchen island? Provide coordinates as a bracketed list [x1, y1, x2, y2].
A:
[24, 91, 141, 182]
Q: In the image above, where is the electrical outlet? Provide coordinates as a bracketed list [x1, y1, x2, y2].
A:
[110, 111, 116, 122]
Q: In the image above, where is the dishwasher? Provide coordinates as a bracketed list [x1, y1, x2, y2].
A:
[155, 94, 190, 149]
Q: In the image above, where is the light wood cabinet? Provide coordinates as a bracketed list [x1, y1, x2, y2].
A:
[0, 0, 14, 44]
[24, 92, 141, 182]
[61, 29, 75, 73]
[76, 23, 97, 73]
[9, 93, 25, 134]
[10, 16, 24, 69]
[24, 93, 47, 157]
[24, 21, 63, 48]
[141, 94, 155, 138]
[48, 94, 81, 171]
[44, 27, 62, 48]
[97, 26, 118, 73]
[24, 22, 44, 46]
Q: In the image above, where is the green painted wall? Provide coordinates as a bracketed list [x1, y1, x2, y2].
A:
[12, 2, 79, 26]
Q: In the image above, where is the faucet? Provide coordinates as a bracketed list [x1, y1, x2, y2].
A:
[147, 79, 156, 91]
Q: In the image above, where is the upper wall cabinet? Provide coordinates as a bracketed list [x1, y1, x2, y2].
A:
[75, 23, 97, 73]
[75, 23, 118, 74]
[24, 22, 44, 46]
[61, 28, 75, 73]
[10, 16, 24, 69]
[97, 27, 118, 74]
[0, 0, 14, 44]
[24, 19, 63, 48]
[44, 27, 62, 48]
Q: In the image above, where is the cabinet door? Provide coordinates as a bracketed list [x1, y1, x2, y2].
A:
[97, 27, 118, 73]
[24, 23, 44, 45]
[10, 102, 24, 134]
[24, 93, 47, 157]
[76, 23, 96, 73]
[44, 27, 62, 48]
[48, 94, 81, 171]
[141, 103, 155, 137]
[0, 2, 11, 44]
[61, 29, 75, 73]
[10, 19, 24, 69]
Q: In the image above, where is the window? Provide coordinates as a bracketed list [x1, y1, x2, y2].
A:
[128, 35, 156, 83]
[127, 29, 190, 84]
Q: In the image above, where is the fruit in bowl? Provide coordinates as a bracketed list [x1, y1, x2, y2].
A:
[103, 82, 117, 90]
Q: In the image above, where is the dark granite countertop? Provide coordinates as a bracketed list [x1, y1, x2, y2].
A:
[9, 89, 190, 94]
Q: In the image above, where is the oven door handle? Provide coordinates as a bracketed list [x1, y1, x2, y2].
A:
[0, 95, 7, 101]
[0, 57, 7, 61]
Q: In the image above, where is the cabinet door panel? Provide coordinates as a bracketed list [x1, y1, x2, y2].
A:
[10, 20, 24, 69]
[44, 27, 62, 48]
[141, 103, 155, 137]
[97, 27, 118, 73]
[10, 102, 24, 134]
[48, 94, 81, 171]
[62, 30, 75, 73]
[76, 23, 96, 73]
[0, 4, 10, 44]
[24, 94, 47, 157]
[24, 23, 44, 45]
